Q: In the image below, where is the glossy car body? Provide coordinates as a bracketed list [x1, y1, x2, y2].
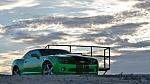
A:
[12, 49, 98, 75]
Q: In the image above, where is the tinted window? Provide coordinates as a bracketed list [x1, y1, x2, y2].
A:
[39, 49, 71, 56]
[23, 50, 40, 59]
[23, 51, 32, 59]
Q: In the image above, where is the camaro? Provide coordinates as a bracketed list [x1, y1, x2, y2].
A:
[12, 49, 98, 75]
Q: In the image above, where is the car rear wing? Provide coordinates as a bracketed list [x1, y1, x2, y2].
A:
[45, 45, 110, 75]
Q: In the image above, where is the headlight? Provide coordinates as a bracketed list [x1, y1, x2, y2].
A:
[59, 58, 69, 64]
[92, 59, 98, 64]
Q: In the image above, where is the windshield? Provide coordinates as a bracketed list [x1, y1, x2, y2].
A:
[39, 49, 71, 56]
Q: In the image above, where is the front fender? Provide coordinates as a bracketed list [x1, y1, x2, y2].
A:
[12, 59, 24, 74]
[44, 56, 59, 65]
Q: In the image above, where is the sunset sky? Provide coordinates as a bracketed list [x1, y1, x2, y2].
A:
[0, 0, 150, 74]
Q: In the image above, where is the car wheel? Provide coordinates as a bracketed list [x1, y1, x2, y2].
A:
[42, 62, 53, 75]
[12, 66, 20, 75]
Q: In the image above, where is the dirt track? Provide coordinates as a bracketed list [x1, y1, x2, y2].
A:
[0, 74, 150, 84]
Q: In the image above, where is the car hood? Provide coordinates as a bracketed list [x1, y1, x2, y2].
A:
[54, 54, 96, 59]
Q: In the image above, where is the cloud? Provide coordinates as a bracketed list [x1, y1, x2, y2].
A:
[1, 14, 149, 50]
[11, 31, 68, 44]
[107, 22, 148, 34]
[0, 0, 39, 11]
[118, 46, 150, 51]
[1, 26, 68, 45]
[0, 50, 23, 74]
[134, 1, 150, 10]
[110, 50, 150, 74]
[0, 0, 16, 5]
[62, 16, 114, 27]
[0, 15, 114, 45]
[0, 25, 3, 32]
[114, 10, 148, 23]
[0, 24, 5, 37]
[37, 0, 138, 17]
[4, 15, 114, 29]
[79, 22, 148, 45]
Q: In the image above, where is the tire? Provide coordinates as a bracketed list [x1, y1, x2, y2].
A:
[12, 66, 20, 75]
[42, 62, 53, 75]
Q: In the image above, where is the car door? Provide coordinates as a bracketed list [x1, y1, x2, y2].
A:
[23, 50, 42, 74]
[23, 51, 32, 73]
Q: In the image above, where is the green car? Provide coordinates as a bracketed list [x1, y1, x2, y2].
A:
[12, 49, 98, 75]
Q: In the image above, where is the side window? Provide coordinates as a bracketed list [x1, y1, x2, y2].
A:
[23, 50, 40, 59]
[23, 51, 32, 59]
[31, 50, 41, 57]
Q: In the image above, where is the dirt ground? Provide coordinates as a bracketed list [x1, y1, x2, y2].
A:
[0, 74, 150, 84]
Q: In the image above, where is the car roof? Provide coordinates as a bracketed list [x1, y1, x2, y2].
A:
[29, 48, 67, 51]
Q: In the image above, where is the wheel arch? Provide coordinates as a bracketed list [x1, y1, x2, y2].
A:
[12, 65, 20, 74]
[41, 60, 53, 74]
[13, 65, 19, 70]
[12, 59, 24, 73]
[42, 60, 53, 66]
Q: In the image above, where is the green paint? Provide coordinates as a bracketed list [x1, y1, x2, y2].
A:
[12, 49, 98, 75]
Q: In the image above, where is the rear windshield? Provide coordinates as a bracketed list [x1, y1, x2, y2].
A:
[39, 49, 71, 56]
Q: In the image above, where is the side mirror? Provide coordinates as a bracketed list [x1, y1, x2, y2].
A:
[31, 54, 40, 59]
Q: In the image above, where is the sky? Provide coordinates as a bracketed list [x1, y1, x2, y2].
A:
[0, 0, 150, 74]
